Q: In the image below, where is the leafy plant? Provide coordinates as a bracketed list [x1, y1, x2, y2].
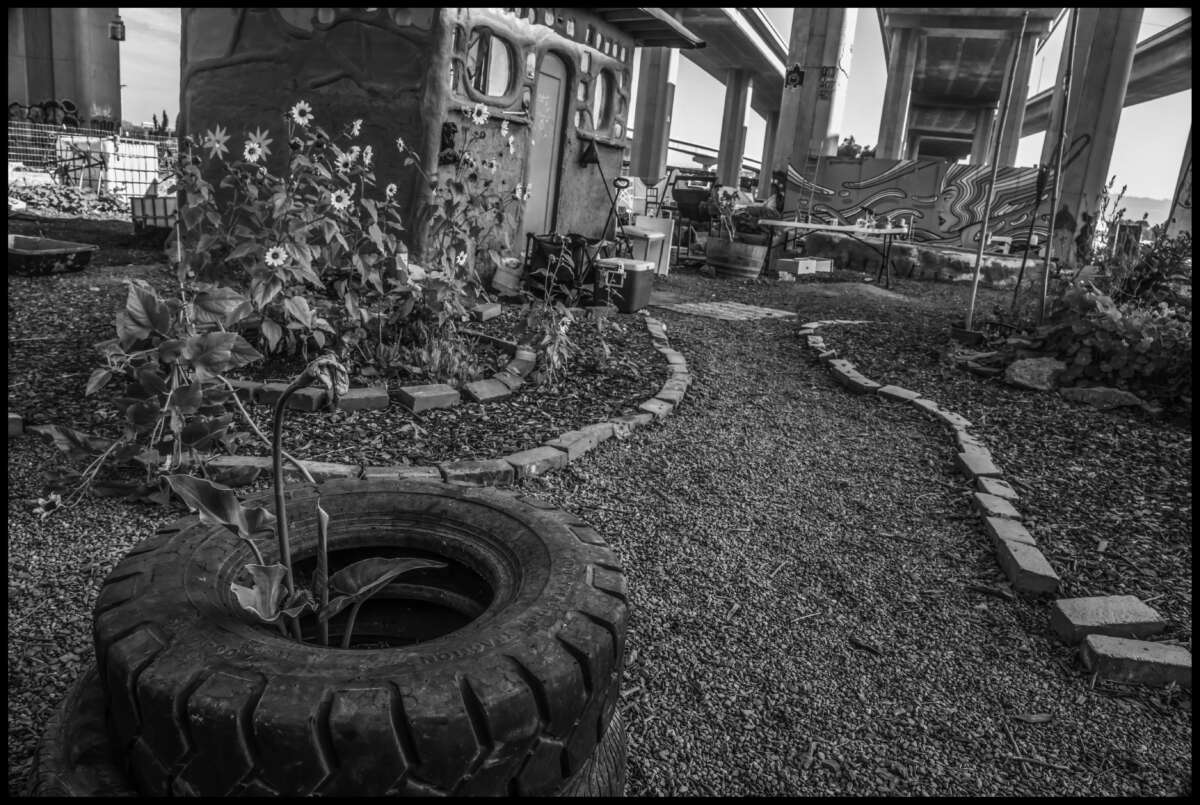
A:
[166, 354, 445, 646]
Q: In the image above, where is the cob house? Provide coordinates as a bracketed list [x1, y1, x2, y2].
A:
[179, 7, 703, 281]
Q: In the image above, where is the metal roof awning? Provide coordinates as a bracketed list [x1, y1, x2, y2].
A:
[595, 8, 707, 49]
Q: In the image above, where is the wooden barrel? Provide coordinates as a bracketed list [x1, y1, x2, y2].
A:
[704, 236, 767, 280]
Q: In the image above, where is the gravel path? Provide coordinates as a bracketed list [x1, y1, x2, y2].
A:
[7, 269, 1191, 796]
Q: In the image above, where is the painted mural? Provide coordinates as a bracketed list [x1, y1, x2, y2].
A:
[783, 157, 1047, 250]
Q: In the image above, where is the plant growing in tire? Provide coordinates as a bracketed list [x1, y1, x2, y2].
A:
[32, 353, 630, 797]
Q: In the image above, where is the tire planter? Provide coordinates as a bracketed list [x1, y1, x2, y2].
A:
[86, 479, 629, 796]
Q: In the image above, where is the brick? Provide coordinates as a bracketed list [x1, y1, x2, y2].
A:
[9, 412, 23, 438]
[462, 378, 512, 403]
[492, 370, 524, 391]
[254, 382, 290, 406]
[662, 350, 686, 366]
[226, 379, 260, 402]
[955, 447, 1001, 478]
[995, 539, 1059, 595]
[829, 362, 880, 393]
[339, 387, 389, 411]
[1050, 596, 1167, 645]
[909, 397, 941, 417]
[544, 429, 599, 461]
[610, 412, 654, 438]
[579, 422, 614, 444]
[438, 458, 514, 486]
[470, 302, 502, 322]
[1080, 635, 1191, 688]
[933, 409, 973, 431]
[638, 398, 674, 419]
[955, 429, 987, 452]
[361, 465, 441, 482]
[506, 357, 536, 377]
[972, 492, 1021, 520]
[655, 387, 686, 404]
[504, 446, 568, 479]
[982, 515, 1036, 547]
[287, 387, 328, 412]
[877, 385, 921, 402]
[396, 383, 460, 412]
[976, 476, 1019, 501]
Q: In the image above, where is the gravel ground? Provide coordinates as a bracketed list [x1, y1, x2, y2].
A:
[7, 263, 1191, 795]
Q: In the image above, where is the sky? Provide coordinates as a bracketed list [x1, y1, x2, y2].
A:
[118, 8, 1190, 199]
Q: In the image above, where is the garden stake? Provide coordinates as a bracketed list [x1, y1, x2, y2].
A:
[966, 10, 1027, 332]
[1012, 164, 1050, 315]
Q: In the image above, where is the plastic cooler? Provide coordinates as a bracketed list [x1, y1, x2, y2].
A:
[594, 258, 654, 313]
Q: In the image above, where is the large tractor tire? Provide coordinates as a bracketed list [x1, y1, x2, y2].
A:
[89, 480, 629, 796]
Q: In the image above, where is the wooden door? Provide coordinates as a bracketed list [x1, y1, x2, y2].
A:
[523, 52, 568, 242]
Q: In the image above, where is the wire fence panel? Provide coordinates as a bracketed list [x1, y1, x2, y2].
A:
[8, 121, 178, 200]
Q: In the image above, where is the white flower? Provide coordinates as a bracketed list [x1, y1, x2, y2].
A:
[289, 100, 314, 127]
[507, 134, 515, 155]
[455, 251, 467, 266]
[513, 183, 528, 201]
[349, 145, 361, 163]
[243, 140, 264, 163]
[247, 126, 274, 159]
[201, 125, 230, 160]
[385, 183, 397, 199]
[334, 148, 354, 174]
[264, 246, 288, 267]
[329, 188, 352, 211]
[33, 492, 62, 519]
[349, 118, 363, 137]
[361, 145, 373, 167]
[470, 102, 488, 126]
[500, 119, 509, 136]
[395, 136, 406, 152]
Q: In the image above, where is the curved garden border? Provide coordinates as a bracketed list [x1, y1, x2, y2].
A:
[199, 312, 690, 488]
[799, 319, 1192, 689]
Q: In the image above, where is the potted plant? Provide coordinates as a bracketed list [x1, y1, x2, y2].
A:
[703, 186, 771, 280]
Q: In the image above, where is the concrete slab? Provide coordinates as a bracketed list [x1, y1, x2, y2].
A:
[396, 383, 460, 412]
[977, 476, 1019, 501]
[877, 385, 922, 402]
[972, 492, 1021, 520]
[983, 516, 1036, 547]
[995, 538, 1059, 595]
[956, 447, 1002, 478]
[339, 387, 390, 411]
[462, 378, 512, 403]
[544, 429, 600, 461]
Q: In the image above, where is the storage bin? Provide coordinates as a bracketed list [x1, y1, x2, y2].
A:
[130, 196, 178, 231]
[9, 234, 99, 276]
[593, 258, 654, 313]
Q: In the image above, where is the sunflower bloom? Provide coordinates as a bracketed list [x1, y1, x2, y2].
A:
[333, 148, 354, 174]
[500, 119, 509, 136]
[395, 136, 406, 152]
[201, 125, 230, 160]
[247, 126, 273, 159]
[455, 251, 467, 266]
[470, 102, 488, 126]
[362, 145, 373, 167]
[385, 183, 397, 199]
[243, 141, 264, 163]
[264, 246, 288, 267]
[329, 188, 352, 211]
[289, 100, 314, 127]
[507, 134, 515, 155]
[349, 118, 363, 137]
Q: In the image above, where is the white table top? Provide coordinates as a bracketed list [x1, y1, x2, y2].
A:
[757, 220, 910, 236]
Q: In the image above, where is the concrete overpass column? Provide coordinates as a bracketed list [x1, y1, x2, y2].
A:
[906, 136, 922, 160]
[876, 27, 919, 160]
[995, 30, 1038, 167]
[630, 47, 678, 186]
[1166, 125, 1191, 237]
[1040, 7, 1143, 268]
[771, 8, 856, 186]
[970, 108, 995, 164]
[717, 68, 751, 187]
[759, 109, 779, 200]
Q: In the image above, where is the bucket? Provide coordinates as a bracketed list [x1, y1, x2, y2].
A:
[705, 237, 766, 280]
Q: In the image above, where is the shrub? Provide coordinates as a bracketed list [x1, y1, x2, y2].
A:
[1041, 283, 1192, 402]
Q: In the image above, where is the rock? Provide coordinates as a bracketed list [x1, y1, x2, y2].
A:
[1005, 357, 1066, 391]
[1060, 385, 1144, 410]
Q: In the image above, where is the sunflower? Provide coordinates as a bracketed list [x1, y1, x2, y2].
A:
[329, 188, 352, 211]
[395, 136, 406, 152]
[361, 145, 373, 167]
[289, 100, 314, 127]
[349, 118, 363, 137]
[470, 102, 488, 126]
[507, 134, 516, 155]
[247, 126, 274, 159]
[201, 125, 230, 160]
[500, 119, 509, 136]
[264, 246, 288, 267]
[455, 251, 467, 266]
[385, 183, 398, 200]
[243, 141, 264, 164]
[333, 148, 354, 174]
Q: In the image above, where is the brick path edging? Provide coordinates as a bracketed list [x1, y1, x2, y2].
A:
[211, 313, 688, 488]
[800, 320, 1191, 688]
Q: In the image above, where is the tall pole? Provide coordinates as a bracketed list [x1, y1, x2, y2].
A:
[966, 11, 1027, 331]
[1038, 8, 1079, 325]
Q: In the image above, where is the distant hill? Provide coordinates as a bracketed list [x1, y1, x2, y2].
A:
[1113, 196, 1173, 226]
